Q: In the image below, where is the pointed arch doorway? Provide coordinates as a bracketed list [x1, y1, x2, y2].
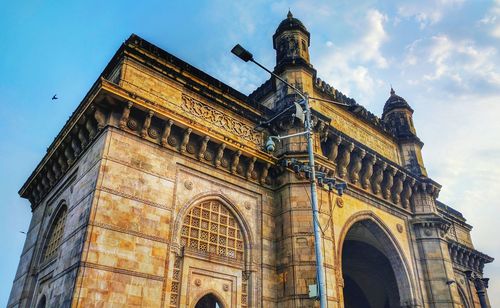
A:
[340, 218, 414, 308]
[195, 293, 223, 308]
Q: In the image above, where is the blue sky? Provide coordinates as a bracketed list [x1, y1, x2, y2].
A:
[1, 0, 499, 306]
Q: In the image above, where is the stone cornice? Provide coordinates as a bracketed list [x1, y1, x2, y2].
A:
[18, 78, 106, 203]
[19, 78, 277, 209]
[449, 240, 494, 274]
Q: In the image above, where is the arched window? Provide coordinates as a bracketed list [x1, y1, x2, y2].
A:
[180, 200, 244, 261]
[42, 205, 68, 262]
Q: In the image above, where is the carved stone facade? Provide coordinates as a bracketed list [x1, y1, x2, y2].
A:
[9, 12, 493, 308]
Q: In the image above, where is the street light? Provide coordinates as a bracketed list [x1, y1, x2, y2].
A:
[232, 43, 347, 308]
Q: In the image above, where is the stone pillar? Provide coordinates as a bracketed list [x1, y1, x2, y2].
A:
[466, 272, 491, 308]
[412, 215, 461, 307]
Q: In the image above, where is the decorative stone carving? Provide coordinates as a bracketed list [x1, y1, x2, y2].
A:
[181, 94, 261, 144]
[85, 117, 97, 139]
[57, 154, 68, 173]
[184, 180, 193, 190]
[371, 162, 387, 194]
[77, 127, 88, 150]
[46, 168, 55, 185]
[242, 270, 251, 281]
[360, 153, 376, 189]
[337, 142, 354, 178]
[161, 119, 173, 147]
[168, 135, 178, 147]
[141, 111, 154, 138]
[198, 136, 210, 160]
[246, 157, 256, 179]
[214, 143, 226, 168]
[449, 241, 493, 274]
[382, 166, 397, 200]
[71, 138, 81, 156]
[180, 128, 192, 153]
[148, 126, 159, 139]
[412, 216, 451, 238]
[336, 197, 344, 208]
[51, 162, 61, 179]
[401, 177, 416, 209]
[260, 163, 270, 184]
[93, 106, 106, 131]
[64, 144, 74, 165]
[119, 101, 133, 129]
[391, 172, 406, 204]
[349, 149, 366, 184]
[231, 150, 242, 174]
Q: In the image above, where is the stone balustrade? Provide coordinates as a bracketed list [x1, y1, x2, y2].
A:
[320, 128, 441, 211]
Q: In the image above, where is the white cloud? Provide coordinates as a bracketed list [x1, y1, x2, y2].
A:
[398, 0, 465, 28]
[479, 0, 500, 38]
[402, 35, 500, 95]
[314, 9, 388, 105]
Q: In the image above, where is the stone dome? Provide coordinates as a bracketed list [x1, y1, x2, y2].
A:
[273, 10, 310, 42]
[383, 87, 413, 116]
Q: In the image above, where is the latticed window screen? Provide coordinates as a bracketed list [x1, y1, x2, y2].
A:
[169, 256, 182, 308]
[42, 206, 67, 262]
[241, 281, 248, 308]
[180, 200, 244, 260]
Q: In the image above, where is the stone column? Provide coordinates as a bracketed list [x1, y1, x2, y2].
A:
[466, 272, 491, 308]
[412, 215, 461, 306]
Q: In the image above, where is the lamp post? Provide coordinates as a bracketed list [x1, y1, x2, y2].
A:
[232, 44, 336, 308]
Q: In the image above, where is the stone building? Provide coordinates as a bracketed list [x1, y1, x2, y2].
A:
[8, 12, 494, 308]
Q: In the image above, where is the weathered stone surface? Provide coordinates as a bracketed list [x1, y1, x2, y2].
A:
[9, 13, 492, 308]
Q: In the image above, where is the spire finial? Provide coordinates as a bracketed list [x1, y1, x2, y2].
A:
[390, 85, 395, 96]
[287, 9, 293, 19]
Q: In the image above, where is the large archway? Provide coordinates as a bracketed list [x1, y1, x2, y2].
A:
[340, 218, 413, 308]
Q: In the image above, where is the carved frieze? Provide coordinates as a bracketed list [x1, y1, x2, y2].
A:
[321, 104, 399, 162]
[181, 94, 261, 145]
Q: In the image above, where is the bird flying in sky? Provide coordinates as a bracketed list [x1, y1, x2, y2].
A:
[52, 94, 58, 100]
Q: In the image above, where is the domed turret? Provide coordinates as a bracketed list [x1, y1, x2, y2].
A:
[382, 87, 416, 137]
[383, 87, 413, 118]
[273, 11, 312, 72]
[382, 88, 427, 176]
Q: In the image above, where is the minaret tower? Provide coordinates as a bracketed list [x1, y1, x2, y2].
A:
[272, 11, 316, 108]
[382, 88, 428, 176]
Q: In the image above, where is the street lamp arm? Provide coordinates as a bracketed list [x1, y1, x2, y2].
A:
[309, 96, 351, 107]
[270, 131, 308, 141]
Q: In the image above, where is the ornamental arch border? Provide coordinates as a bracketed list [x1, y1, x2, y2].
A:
[336, 210, 418, 306]
[190, 290, 228, 308]
[171, 191, 254, 268]
[37, 199, 68, 266]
